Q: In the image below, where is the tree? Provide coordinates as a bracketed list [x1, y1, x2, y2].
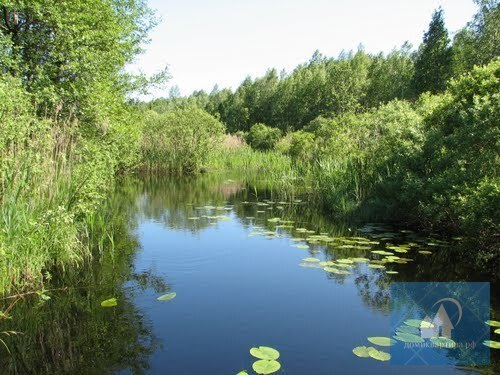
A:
[453, 0, 499, 74]
[0, 0, 155, 117]
[413, 8, 453, 95]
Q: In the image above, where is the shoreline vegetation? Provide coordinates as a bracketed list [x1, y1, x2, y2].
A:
[1, 0, 499, 296]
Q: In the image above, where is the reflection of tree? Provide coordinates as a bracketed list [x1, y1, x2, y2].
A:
[0, 180, 164, 374]
[354, 273, 391, 314]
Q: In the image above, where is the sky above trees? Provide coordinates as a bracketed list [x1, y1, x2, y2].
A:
[130, 0, 477, 97]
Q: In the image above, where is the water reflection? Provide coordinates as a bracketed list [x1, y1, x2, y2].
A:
[0, 173, 497, 374]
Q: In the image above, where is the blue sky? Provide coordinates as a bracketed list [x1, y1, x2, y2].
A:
[130, 0, 478, 97]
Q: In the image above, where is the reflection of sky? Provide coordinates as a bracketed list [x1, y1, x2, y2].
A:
[128, 204, 463, 373]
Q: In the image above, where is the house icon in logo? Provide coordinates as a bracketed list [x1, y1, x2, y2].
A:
[421, 304, 454, 339]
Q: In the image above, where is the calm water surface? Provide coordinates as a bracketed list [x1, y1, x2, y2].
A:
[1, 174, 498, 374]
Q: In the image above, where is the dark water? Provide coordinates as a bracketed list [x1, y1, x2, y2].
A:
[1, 174, 498, 374]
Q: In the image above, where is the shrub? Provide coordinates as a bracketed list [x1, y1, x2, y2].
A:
[246, 123, 282, 151]
[141, 106, 225, 173]
[402, 60, 500, 241]
[288, 131, 316, 162]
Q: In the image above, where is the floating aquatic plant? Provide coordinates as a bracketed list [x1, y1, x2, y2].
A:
[157, 292, 176, 301]
[250, 346, 280, 360]
[100, 298, 117, 307]
[483, 340, 500, 349]
[486, 320, 500, 327]
[430, 337, 456, 348]
[352, 346, 371, 358]
[393, 332, 424, 343]
[367, 337, 396, 347]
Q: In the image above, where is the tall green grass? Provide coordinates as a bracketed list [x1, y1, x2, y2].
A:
[207, 146, 314, 200]
[0, 78, 125, 294]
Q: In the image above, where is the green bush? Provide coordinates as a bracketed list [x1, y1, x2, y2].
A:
[246, 123, 282, 151]
[401, 60, 500, 243]
[288, 131, 316, 162]
[141, 106, 225, 173]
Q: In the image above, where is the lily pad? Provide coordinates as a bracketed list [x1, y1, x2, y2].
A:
[100, 298, 117, 307]
[352, 346, 371, 358]
[393, 332, 424, 343]
[495, 328, 500, 334]
[303, 257, 320, 262]
[430, 337, 456, 348]
[299, 262, 323, 269]
[486, 320, 500, 327]
[368, 348, 391, 361]
[324, 267, 350, 275]
[252, 360, 281, 374]
[483, 340, 500, 349]
[337, 259, 354, 264]
[396, 325, 420, 335]
[420, 321, 434, 329]
[250, 346, 280, 360]
[335, 263, 352, 269]
[367, 337, 396, 347]
[418, 250, 433, 255]
[236, 371, 249, 375]
[157, 292, 176, 301]
[368, 264, 385, 269]
[294, 244, 310, 249]
[404, 319, 425, 328]
[267, 218, 281, 223]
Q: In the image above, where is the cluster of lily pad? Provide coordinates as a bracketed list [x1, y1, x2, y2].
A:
[100, 292, 176, 307]
[352, 336, 394, 362]
[484, 320, 500, 349]
[187, 205, 233, 224]
[244, 215, 454, 278]
[236, 346, 281, 375]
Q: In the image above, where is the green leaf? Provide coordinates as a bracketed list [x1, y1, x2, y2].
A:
[430, 337, 456, 348]
[393, 332, 424, 343]
[396, 325, 420, 335]
[336, 258, 353, 264]
[100, 298, 117, 307]
[323, 267, 350, 275]
[252, 360, 281, 374]
[157, 292, 176, 301]
[368, 264, 385, 269]
[294, 244, 310, 249]
[404, 319, 424, 328]
[236, 371, 249, 375]
[494, 328, 500, 335]
[367, 337, 396, 347]
[352, 346, 371, 358]
[368, 348, 391, 361]
[250, 346, 280, 360]
[303, 257, 320, 262]
[483, 340, 500, 349]
[485, 320, 500, 327]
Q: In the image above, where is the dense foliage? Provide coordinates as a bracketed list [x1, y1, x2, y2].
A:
[143, 2, 499, 260]
[141, 107, 225, 173]
[0, 0, 154, 292]
[246, 123, 282, 151]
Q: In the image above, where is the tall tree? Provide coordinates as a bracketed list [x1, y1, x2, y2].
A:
[413, 8, 453, 95]
[453, 0, 499, 75]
